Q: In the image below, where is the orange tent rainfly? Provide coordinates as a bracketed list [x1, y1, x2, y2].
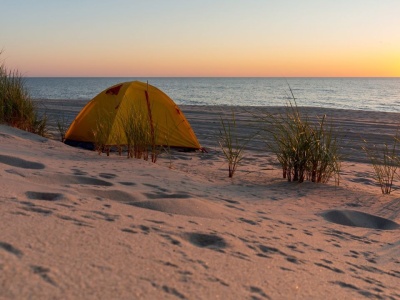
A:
[64, 81, 201, 150]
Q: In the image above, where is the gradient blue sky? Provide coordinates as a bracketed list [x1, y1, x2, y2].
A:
[1, 0, 399, 77]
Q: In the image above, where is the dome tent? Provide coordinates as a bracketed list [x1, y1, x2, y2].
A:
[64, 81, 201, 151]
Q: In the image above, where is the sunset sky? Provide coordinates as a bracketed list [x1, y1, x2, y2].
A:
[1, 0, 399, 77]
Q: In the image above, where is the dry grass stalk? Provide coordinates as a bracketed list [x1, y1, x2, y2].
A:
[56, 111, 68, 142]
[218, 110, 250, 178]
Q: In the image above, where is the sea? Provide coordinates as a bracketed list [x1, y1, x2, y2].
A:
[25, 77, 400, 113]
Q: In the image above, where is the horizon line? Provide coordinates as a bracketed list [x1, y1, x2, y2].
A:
[25, 76, 400, 79]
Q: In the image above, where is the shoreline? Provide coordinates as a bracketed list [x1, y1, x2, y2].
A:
[35, 98, 400, 163]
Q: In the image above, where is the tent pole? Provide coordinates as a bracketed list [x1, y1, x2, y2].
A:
[144, 90, 155, 145]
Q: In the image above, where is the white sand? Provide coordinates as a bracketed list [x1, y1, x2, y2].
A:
[1, 102, 400, 299]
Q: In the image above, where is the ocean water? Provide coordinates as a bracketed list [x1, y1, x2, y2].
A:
[25, 77, 400, 113]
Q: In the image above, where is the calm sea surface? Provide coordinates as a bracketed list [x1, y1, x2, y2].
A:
[25, 77, 400, 113]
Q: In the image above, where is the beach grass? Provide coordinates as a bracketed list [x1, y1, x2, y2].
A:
[93, 110, 114, 156]
[257, 90, 340, 184]
[120, 102, 158, 162]
[218, 109, 251, 178]
[0, 52, 48, 136]
[56, 111, 68, 142]
[306, 114, 341, 184]
[362, 132, 400, 194]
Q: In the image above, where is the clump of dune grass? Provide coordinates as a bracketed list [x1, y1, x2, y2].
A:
[218, 109, 251, 178]
[92, 110, 115, 156]
[0, 52, 48, 136]
[56, 111, 69, 142]
[258, 89, 340, 184]
[110, 123, 124, 156]
[306, 114, 341, 184]
[362, 133, 400, 194]
[120, 102, 159, 162]
[91, 99, 161, 162]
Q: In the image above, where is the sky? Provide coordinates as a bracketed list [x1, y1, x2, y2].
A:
[1, 0, 399, 77]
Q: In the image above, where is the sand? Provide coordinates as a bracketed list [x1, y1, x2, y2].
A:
[1, 100, 399, 299]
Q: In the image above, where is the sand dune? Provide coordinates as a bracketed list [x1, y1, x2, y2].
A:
[1, 104, 400, 299]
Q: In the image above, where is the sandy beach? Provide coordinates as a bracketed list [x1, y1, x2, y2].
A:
[1, 100, 400, 299]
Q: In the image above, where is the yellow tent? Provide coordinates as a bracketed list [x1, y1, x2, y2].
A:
[64, 81, 201, 150]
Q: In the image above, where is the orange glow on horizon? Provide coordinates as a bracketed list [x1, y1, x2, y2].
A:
[15, 54, 399, 78]
[8, 42, 399, 78]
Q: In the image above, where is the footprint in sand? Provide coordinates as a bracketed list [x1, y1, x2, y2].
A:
[0, 154, 45, 169]
[31, 174, 114, 187]
[57, 214, 93, 227]
[30, 265, 57, 286]
[69, 175, 114, 186]
[82, 189, 137, 204]
[99, 173, 117, 179]
[131, 198, 234, 219]
[314, 262, 345, 274]
[143, 191, 191, 199]
[19, 201, 54, 216]
[249, 286, 270, 299]
[321, 209, 400, 230]
[0, 241, 24, 258]
[256, 244, 303, 265]
[119, 182, 136, 186]
[26, 191, 64, 201]
[238, 217, 259, 226]
[71, 168, 87, 176]
[183, 232, 227, 250]
[330, 280, 391, 299]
